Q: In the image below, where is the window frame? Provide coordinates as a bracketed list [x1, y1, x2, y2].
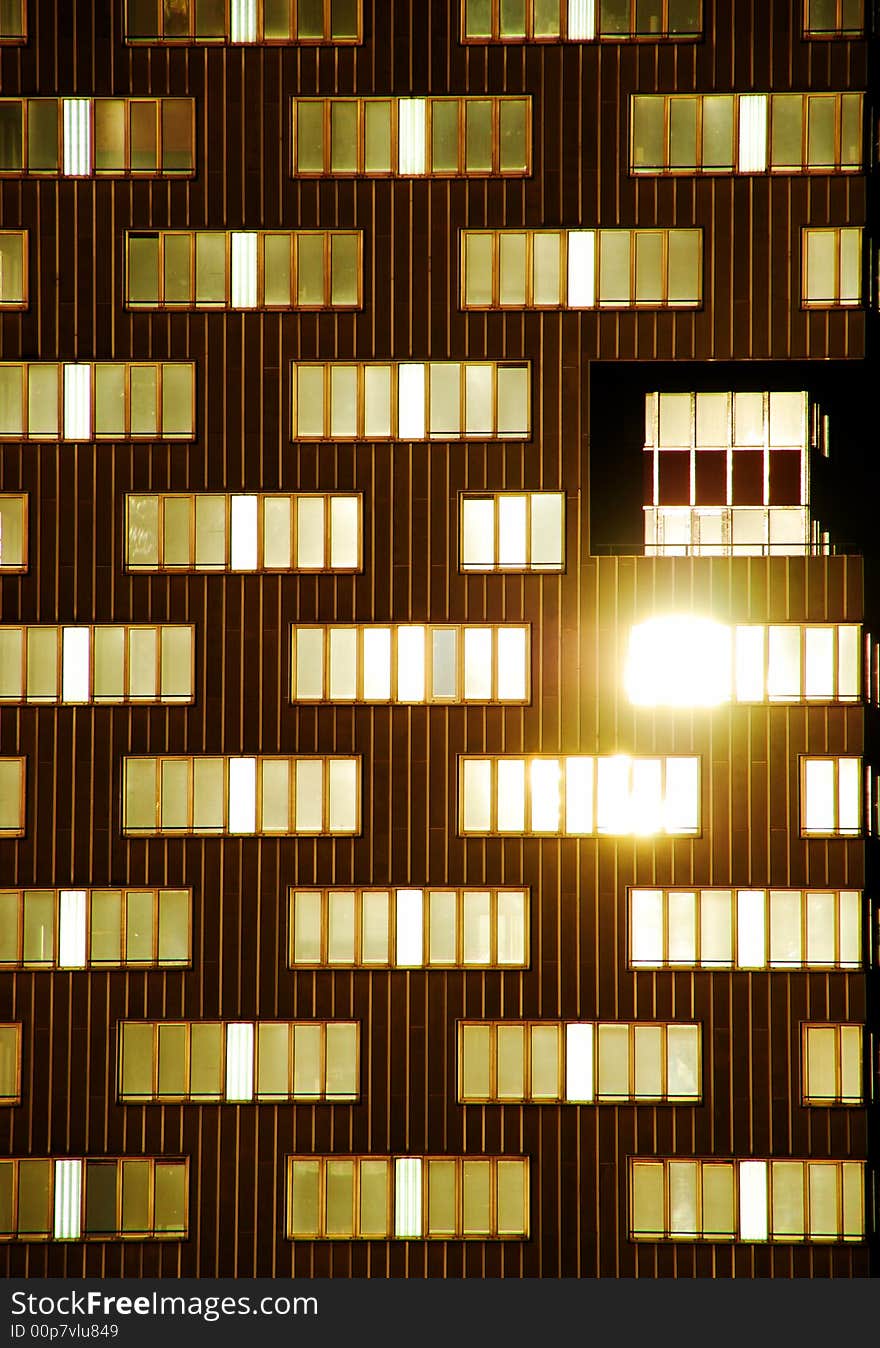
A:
[801, 226, 863, 308]
[0, 0, 25, 41]
[458, 491, 566, 572]
[0, 758, 25, 837]
[802, 0, 864, 36]
[0, 1024, 21, 1104]
[0, 361, 196, 442]
[0, 231, 27, 308]
[799, 755, 862, 837]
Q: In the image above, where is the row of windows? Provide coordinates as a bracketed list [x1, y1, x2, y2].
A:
[0, 1159, 188, 1240]
[463, 0, 701, 39]
[645, 391, 811, 451]
[647, 445, 808, 509]
[0, 889, 191, 968]
[126, 0, 361, 41]
[644, 505, 815, 557]
[0, 99, 194, 175]
[0, 626, 193, 704]
[0, 363, 194, 440]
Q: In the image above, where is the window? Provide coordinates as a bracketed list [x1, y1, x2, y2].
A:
[122, 755, 360, 835]
[0, 495, 27, 570]
[125, 0, 362, 41]
[459, 492, 565, 571]
[461, 0, 701, 39]
[125, 493, 361, 572]
[0, 233, 26, 306]
[291, 362, 530, 440]
[459, 1021, 700, 1102]
[645, 505, 813, 556]
[802, 1025, 863, 1104]
[0, 99, 195, 175]
[0, 759, 25, 836]
[631, 93, 862, 173]
[0, 1, 25, 39]
[630, 1159, 864, 1242]
[0, 363, 195, 440]
[625, 621, 861, 706]
[291, 625, 529, 703]
[289, 888, 529, 968]
[803, 227, 862, 306]
[800, 757, 861, 836]
[291, 97, 530, 176]
[803, 0, 863, 35]
[0, 889, 191, 969]
[629, 888, 862, 970]
[461, 229, 702, 308]
[287, 1156, 529, 1239]
[118, 1021, 359, 1102]
[0, 1158, 188, 1239]
[458, 755, 700, 836]
[0, 625, 194, 704]
[126, 231, 361, 309]
[0, 1025, 20, 1104]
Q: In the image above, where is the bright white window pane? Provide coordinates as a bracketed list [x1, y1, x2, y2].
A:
[567, 0, 596, 39]
[463, 627, 492, 700]
[230, 495, 258, 571]
[61, 627, 90, 703]
[565, 1023, 594, 1102]
[658, 394, 692, 448]
[295, 497, 325, 568]
[395, 889, 423, 967]
[396, 626, 425, 701]
[737, 889, 767, 968]
[62, 99, 91, 176]
[464, 365, 492, 436]
[664, 759, 699, 834]
[231, 232, 257, 308]
[597, 756, 631, 834]
[329, 496, 358, 569]
[739, 1161, 769, 1242]
[769, 391, 806, 447]
[669, 890, 698, 963]
[364, 365, 392, 437]
[329, 629, 357, 700]
[769, 889, 802, 966]
[294, 629, 324, 700]
[53, 1159, 83, 1240]
[839, 229, 861, 303]
[567, 230, 596, 306]
[58, 889, 87, 969]
[230, 0, 257, 41]
[735, 626, 765, 701]
[398, 364, 426, 439]
[498, 496, 527, 567]
[63, 364, 91, 440]
[428, 363, 460, 437]
[630, 758, 663, 835]
[225, 1022, 254, 1101]
[461, 499, 494, 568]
[737, 94, 768, 172]
[837, 758, 860, 833]
[532, 232, 562, 304]
[803, 627, 834, 700]
[362, 628, 391, 700]
[328, 759, 358, 833]
[837, 626, 859, 699]
[462, 759, 491, 832]
[496, 627, 527, 700]
[497, 759, 526, 831]
[530, 493, 563, 567]
[394, 1158, 422, 1238]
[805, 761, 836, 833]
[228, 757, 257, 833]
[398, 99, 427, 174]
[767, 627, 800, 700]
[496, 891, 526, 965]
[695, 392, 729, 447]
[630, 889, 663, 965]
[530, 759, 560, 832]
[565, 756, 592, 834]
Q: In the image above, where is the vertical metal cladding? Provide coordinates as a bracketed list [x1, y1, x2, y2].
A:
[0, 1, 870, 1275]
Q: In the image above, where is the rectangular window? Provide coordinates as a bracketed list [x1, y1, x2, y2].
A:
[118, 1021, 359, 1101]
[287, 1155, 528, 1238]
[462, 0, 701, 38]
[625, 621, 861, 707]
[0, 889, 191, 969]
[0, 759, 25, 837]
[630, 1158, 864, 1242]
[459, 492, 565, 571]
[461, 229, 702, 308]
[800, 757, 861, 836]
[458, 755, 700, 836]
[125, 0, 363, 41]
[0, 625, 194, 704]
[803, 227, 862, 306]
[0, 363, 195, 440]
[0, 1025, 20, 1104]
[291, 97, 531, 176]
[803, 0, 863, 36]
[0, 495, 27, 571]
[631, 93, 862, 173]
[0, 232, 26, 307]
[0, 99, 195, 176]
[125, 231, 361, 309]
[121, 756, 360, 835]
[0, 2, 25, 39]
[289, 888, 529, 968]
[124, 493, 361, 573]
[290, 625, 529, 703]
[0, 1158, 188, 1239]
[802, 1025, 863, 1104]
[645, 505, 812, 557]
[458, 1021, 700, 1102]
[629, 888, 862, 970]
[290, 362, 530, 440]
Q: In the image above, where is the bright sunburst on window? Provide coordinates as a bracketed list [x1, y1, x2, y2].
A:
[624, 616, 732, 706]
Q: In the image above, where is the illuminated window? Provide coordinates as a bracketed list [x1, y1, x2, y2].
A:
[803, 0, 863, 35]
[287, 1156, 529, 1239]
[0, 99, 195, 175]
[125, 493, 361, 572]
[121, 755, 360, 835]
[459, 492, 565, 571]
[0, 363, 195, 440]
[458, 1021, 700, 1102]
[646, 505, 813, 556]
[0, 1158, 188, 1239]
[458, 755, 700, 836]
[289, 888, 529, 968]
[625, 621, 861, 706]
[461, 0, 702, 39]
[291, 362, 530, 440]
[0, 495, 27, 570]
[0, 2, 25, 39]
[803, 227, 862, 306]
[125, 0, 362, 41]
[0, 1025, 20, 1103]
[631, 93, 862, 173]
[0, 889, 191, 969]
[291, 625, 529, 703]
[118, 1020, 359, 1101]
[292, 97, 530, 176]
[461, 229, 702, 308]
[800, 757, 861, 836]
[126, 231, 361, 309]
[0, 759, 25, 836]
[0, 625, 194, 704]
[630, 1159, 864, 1242]
[802, 1025, 863, 1104]
[629, 888, 862, 970]
[0, 233, 26, 306]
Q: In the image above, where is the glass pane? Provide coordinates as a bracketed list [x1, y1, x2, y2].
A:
[189, 1023, 223, 1097]
[125, 889, 154, 961]
[330, 101, 358, 172]
[462, 1162, 491, 1236]
[27, 101, 58, 171]
[534, 0, 560, 34]
[533, 232, 561, 305]
[465, 100, 492, 172]
[806, 96, 836, 167]
[295, 102, 325, 172]
[263, 234, 291, 305]
[194, 495, 225, 566]
[84, 1162, 117, 1234]
[667, 230, 700, 303]
[157, 889, 189, 963]
[157, 1023, 187, 1095]
[499, 99, 527, 171]
[500, 0, 526, 35]
[162, 0, 189, 37]
[499, 232, 527, 305]
[256, 1023, 290, 1097]
[431, 100, 459, 171]
[17, 1160, 51, 1235]
[364, 102, 391, 172]
[154, 1162, 186, 1234]
[0, 103, 22, 170]
[22, 891, 54, 964]
[770, 94, 803, 169]
[120, 1161, 151, 1233]
[325, 1161, 355, 1236]
[635, 232, 664, 302]
[427, 1160, 456, 1236]
[295, 234, 325, 306]
[598, 231, 630, 303]
[359, 1160, 389, 1237]
[632, 97, 663, 169]
[465, 0, 492, 36]
[89, 890, 122, 963]
[361, 890, 390, 963]
[0, 366, 23, 436]
[330, 0, 359, 39]
[194, 0, 225, 36]
[291, 891, 322, 964]
[0, 233, 24, 303]
[127, 234, 159, 305]
[297, 0, 324, 37]
[93, 365, 124, 437]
